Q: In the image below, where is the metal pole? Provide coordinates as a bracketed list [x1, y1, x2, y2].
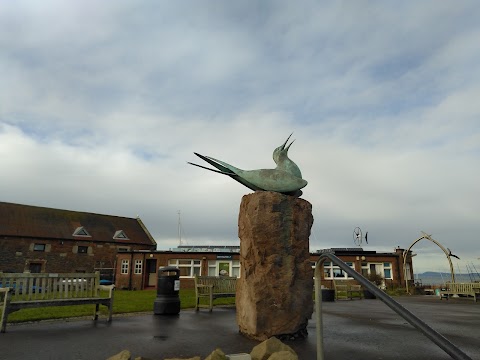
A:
[403, 250, 409, 294]
[314, 253, 473, 360]
[314, 258, 325, 360]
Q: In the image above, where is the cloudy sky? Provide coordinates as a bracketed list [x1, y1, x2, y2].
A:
[1, 1, 479, 274]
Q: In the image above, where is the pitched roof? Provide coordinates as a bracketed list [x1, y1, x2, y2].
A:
[0, 202, 157, 247]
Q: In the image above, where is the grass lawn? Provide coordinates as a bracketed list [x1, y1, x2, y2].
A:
[6, 289, 236, 323]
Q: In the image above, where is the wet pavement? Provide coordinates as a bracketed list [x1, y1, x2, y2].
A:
[0, 296, 479, 360]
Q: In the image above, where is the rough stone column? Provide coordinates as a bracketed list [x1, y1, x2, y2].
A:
[236, 191, 314, 341]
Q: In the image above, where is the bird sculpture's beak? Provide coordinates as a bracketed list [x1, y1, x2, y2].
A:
[281, 133, 295, 151]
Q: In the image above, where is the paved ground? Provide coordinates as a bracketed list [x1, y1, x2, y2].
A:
[0, 296, 479, 360]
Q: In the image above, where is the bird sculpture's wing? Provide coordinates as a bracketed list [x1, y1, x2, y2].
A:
[240, 169, 307, 193]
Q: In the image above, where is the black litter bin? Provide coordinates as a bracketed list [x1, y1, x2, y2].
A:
[153, 266, 180, 315]
[321, 289, 335, 302]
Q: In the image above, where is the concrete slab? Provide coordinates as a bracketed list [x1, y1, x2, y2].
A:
[0, 296, 478, 360]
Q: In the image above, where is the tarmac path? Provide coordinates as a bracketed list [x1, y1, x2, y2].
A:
[0, 296, 478, 360]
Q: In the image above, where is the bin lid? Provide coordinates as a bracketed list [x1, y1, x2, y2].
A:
[158, 266, 180, 275]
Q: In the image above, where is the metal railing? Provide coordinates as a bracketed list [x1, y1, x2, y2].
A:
[314, 253, 473, 360]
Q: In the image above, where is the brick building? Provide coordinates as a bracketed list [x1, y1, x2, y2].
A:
[114, 246, 414, 290]
[0, 202, 157, 278]
[114, 246, 241, 290]
[314, 247, 414, 290]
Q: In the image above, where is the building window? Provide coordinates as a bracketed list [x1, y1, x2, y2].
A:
[78, 246, 88, 254]
[232, 260, 240, 277]
[33, 244, 46, 252]
[113, 230, 129, 240]
[25, 260, 47, 273]
[405, 263, 411, 280]
[121, 259, 129, 274]
[208, 260, 241, 277]
[208, 261, 216, 276]
[383, 262, 393, 279]
[134, 260, 143, 274]
[361, 262, 393, 280]
[361, 262, 368, 277]
[168, 259, 201, 278]
[28, 262, 43, 273]
[72, 226, 91, 237]
[323, 261, 354, 279]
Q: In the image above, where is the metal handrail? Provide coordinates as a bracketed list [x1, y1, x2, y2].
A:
[314, 253, 473, 360]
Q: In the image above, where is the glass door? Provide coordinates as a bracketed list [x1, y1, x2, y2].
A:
[218, 262, 231, 277]
[369, 263, 385, 288]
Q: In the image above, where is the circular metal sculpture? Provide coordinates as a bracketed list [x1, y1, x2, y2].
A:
[353, 227, 362, 246]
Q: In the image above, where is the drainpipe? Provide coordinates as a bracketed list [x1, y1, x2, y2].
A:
[141, 252, 146, 290]
[113, 258, 117, 287]
[396, 253, 401, 287]
[129, 252, 133, 290]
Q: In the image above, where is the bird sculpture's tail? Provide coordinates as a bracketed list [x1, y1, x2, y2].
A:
[188, 153, 235, 175]
[188, 153, 263, 192]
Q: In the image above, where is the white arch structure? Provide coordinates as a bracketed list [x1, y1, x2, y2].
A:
[403, 231, 456, 293]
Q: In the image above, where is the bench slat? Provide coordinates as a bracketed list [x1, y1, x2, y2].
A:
[9, 297, 113, 310]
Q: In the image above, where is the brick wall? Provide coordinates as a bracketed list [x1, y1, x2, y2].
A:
[113, 250, 412, 291]
[0, 237, 154, 274]
[114, 252, 234, 290]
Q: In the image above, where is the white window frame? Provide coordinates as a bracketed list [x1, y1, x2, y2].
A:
[207, 260, 241, 278]
[113, 230, 129, 240]
[168, 259, 202, 278]
[361, 262, 393, 281]
[134, 260, 143, 274]
[72, 226, 91, 237]
[383, 262, 393, 280]
[405, 263, 412, 280]
[323, 261, 354, 279]
[121, 259, 129, 274]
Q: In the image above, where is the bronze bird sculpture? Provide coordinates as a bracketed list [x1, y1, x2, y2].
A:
[188, 134, 307, 196]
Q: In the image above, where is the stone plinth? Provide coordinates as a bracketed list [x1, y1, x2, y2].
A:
[236, 191, 314, 341]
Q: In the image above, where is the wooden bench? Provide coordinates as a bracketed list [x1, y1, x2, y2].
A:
[194, 275, 237, 311]
[334, 281, 364, 300]
[439, 283, 480, 303]
[0, 272, 115, 332]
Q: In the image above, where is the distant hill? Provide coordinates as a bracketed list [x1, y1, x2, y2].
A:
[414, 271, 480, 285]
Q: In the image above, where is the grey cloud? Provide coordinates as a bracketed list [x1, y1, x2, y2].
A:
[1, 1, 479, 273]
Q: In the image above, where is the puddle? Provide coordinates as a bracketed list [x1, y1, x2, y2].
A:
[153, 335, 169, 340]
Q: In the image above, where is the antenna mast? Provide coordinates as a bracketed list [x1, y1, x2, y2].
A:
[177, 210, 182, 246]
